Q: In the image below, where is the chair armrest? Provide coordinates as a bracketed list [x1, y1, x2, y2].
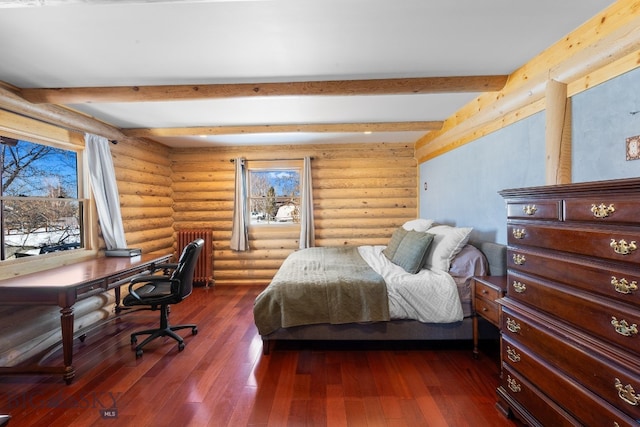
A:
[129, 274, 166, 285]
[127, 275, 179, 302]
[151, 262, 179, 274]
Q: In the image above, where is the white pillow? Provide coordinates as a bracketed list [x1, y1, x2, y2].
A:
[423, 225, 473, 271]
[402, 218, 434, 232]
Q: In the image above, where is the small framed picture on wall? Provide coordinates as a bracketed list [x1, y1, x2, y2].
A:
[626, 135, 640, 161]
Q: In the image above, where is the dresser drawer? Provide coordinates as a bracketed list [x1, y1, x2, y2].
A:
[474, 278, 501, 299]
[500, 310, 640, 421]
[475, 297, 499, 325]
[499, 364, 580, 427]
[506, 200, 561, 220]
[506, 271, 640, 354]
[507, 223, 640, 264]
[500, 332, 640, 427]
[507, 248, 640, 307]
[564, 197, 640, 225]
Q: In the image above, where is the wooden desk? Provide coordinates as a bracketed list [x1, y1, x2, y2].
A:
[0, 253, 170, 384]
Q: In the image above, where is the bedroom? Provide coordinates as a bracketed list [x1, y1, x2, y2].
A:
[0, 0, 639, 425]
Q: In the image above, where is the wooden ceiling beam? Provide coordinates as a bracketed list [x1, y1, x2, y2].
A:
[415, 1, 640, 163]
[0, 85, 126, 141]
[123, 121, 442, 138]
[21, 76, 508, 104]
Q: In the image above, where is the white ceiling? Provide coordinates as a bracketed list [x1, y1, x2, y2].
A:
[0, 0, 614, 147]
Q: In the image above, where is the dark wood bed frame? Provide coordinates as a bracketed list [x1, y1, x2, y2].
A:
[260, 240, 507, 354]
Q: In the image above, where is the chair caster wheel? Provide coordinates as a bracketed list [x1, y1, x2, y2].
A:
[192, 327, 198, 336]
[135, 349, 143, 358]
[131, 336, 137, 345]
[178, 342, 185, 352]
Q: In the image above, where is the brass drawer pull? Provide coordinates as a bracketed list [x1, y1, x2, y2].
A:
[610, 239, 637, 255]
[506, 346, 521, 363]
[512, 228, 526, 239]
[512, 254, 526, 265]
[614, 378, 639, 406]
[611, 277, 638, 295]
[506, 318, 521, 334]
[512, 281, 526, 293]
[591, 203, 615, 218]
[611, 317, 638, 337]
[523, 205, 537, 215]
[507, 375, 521, 393]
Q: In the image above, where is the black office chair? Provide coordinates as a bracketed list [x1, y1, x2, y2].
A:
[123, 238, 204, 357]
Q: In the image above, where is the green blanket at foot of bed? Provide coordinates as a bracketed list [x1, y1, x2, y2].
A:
[253, 246, 390, 335]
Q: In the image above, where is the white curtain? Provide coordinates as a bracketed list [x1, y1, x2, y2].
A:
[85, 133, 127, 250]
[230, 157, 249, 251]
[299, 156, 315, 249]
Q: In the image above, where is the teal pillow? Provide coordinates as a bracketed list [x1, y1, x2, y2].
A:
[391, 231, 435, 274]
[382, 227, 409, 260]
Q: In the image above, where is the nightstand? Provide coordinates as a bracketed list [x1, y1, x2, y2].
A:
[472, 275, 507, 358]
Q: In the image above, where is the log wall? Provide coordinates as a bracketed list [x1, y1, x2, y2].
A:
[0, 129, 176, 366]
[0, 130, 417, 366]
[170, 142, 417, 286]
[111, 137, 175, 256]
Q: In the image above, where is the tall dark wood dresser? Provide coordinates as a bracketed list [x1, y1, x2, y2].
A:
[497, 178, 640, 426]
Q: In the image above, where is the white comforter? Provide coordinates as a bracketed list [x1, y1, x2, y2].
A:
[357, 245, 464, 323]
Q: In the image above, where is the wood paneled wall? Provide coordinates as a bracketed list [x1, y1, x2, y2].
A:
[0, 137, 416, 365]
[170, 142, 417, 286]
[0, 135, 177, 366]
[111, 138, 175, 256]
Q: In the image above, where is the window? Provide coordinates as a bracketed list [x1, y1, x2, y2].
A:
[0, 136, 84, 261]
[247, 160, 301, 226]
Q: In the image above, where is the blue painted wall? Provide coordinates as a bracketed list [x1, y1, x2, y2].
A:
[419, 67, 640, 245]
[573, 67, 640, 181]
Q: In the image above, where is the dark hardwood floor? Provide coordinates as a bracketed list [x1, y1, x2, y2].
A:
[0, 285, 523, 426]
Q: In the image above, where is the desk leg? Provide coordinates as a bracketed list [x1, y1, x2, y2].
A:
[60, 306, 76, 384]
[114, 287, 122, 313]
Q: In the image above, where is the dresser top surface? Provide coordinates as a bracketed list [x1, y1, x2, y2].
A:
[499, 177, 640, 199]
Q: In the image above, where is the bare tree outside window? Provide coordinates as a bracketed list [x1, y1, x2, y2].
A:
[0, 136, 82, 260]
[249, 168, 300, 225]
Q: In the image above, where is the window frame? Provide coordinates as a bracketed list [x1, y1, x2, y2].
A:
[246, 159, 302, 229]
[0, 121, 98, 278]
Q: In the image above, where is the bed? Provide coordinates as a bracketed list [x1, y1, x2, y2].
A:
[253, 220, 506, 354]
